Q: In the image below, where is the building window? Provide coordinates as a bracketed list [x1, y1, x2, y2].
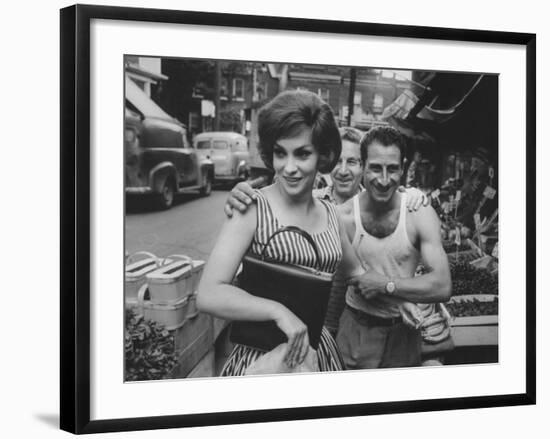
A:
[188, 112, 200, 136]
[318, 88, 330, 101]
[373, 93, 384, 112]
[220, 77, 228, 97]
[233, 78, 244, 100]
[256, 81, 267, 101]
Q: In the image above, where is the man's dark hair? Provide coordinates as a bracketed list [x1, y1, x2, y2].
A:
[257, 90, 341, 173]
[360, 126, 407, 163]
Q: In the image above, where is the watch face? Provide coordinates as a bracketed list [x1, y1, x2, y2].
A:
[386, 281, 395, 294]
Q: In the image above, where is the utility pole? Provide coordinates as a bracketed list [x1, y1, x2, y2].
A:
[214, 60, 221, 131]
[347, 67, 356, 127]
[252, 63, 258, 102]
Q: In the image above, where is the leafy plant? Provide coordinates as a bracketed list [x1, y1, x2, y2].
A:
[450, 260, 498, 296]
[125, 309, 177, 381]
[447, 297, 498, 317]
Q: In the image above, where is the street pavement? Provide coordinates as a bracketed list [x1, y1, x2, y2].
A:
[125, 190, 229, 262]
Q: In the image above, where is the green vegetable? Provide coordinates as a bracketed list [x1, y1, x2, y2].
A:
[447, 297, 498, 317]
[449, 260, 498, 296]
[125, 309, 177, 381]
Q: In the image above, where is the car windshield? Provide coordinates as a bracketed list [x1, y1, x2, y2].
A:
[213, 140, 229, 150]
[196, 140, 211, 149]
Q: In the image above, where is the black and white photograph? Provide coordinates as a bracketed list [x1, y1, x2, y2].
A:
[57, 3, 536, 434]
[123, 56, 499, 381]
[2, 0, 546, 436]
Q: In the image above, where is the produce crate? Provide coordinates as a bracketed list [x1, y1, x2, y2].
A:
[447, 294, 498, 347]
[186, 348, 215, 379]
[169, 312, 214, 378]
[449, 259, 498, 297]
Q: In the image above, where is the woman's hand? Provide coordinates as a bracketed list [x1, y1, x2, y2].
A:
[273, 306, 310, 368]
[224, 177, 266, 218]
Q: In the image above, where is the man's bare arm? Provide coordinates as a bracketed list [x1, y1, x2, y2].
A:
[390, 206, 451, 302]
[349, 205, 451, 303]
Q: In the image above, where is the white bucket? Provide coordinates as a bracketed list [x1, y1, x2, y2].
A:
[138, 284, 190, 330]
[146, 255, 205, 304]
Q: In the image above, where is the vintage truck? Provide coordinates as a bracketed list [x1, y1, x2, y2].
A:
[125, 78, 214, 209]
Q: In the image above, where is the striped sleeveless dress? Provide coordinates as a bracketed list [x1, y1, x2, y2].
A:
[221, 190, 345, 376]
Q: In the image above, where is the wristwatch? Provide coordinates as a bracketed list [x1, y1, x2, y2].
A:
[385, 280, 396, 295]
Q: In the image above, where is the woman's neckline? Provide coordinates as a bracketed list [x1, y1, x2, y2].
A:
[258, 186, 331, 236]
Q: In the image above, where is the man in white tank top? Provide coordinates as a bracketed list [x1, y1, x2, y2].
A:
[333, 126, 451, 369]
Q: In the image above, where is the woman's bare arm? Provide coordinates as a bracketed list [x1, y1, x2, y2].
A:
[197, 202, 310, 367]
[197, 204, 282, 321]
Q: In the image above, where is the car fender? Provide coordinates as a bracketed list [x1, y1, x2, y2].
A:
[149, 162, 177, 192]
[199, 158, 214, 179]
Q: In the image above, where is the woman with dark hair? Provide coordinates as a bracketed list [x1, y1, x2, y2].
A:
[197, 90, 363, 376]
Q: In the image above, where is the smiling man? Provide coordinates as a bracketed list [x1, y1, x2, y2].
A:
[312, 127, 365, 205]
[333, 126, 451, 369]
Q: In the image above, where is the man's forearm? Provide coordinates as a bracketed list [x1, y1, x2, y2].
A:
[392, 272, 451, 303]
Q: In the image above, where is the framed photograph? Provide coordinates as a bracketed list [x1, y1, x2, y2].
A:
[60, 4, 536, 434]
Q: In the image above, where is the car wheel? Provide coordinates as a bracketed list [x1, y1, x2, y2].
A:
[156, 178, 175, 209]
[199, 172, 212, 196]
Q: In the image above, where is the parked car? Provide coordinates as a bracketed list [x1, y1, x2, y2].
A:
[194, 131, 250, 184]
[125, 78, 214, 209]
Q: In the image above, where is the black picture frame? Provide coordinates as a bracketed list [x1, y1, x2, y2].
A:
[60, 4, 536, 434]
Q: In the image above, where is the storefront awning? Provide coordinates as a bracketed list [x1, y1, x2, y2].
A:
[125, 77, 173, 120]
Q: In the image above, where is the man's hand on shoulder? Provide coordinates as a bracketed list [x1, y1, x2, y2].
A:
[399, 186, 430, 212]
[223, 177, 265, 218]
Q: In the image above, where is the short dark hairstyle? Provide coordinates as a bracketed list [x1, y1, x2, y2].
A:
[360, 126, 407, 163]
[339, 126, 364, 145]
[257, 90, 341, 173]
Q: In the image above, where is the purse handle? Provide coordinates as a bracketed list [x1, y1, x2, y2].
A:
[259, 226, 322, 271]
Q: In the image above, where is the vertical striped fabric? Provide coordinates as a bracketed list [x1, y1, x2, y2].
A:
[222, 190, 345, 376]
[250, 191, 342, 273]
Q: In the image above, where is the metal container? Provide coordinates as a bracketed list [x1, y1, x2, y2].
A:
[125, 251, 161, 306]
[137, 284, 190, 330]
[146, 255, 205, 304]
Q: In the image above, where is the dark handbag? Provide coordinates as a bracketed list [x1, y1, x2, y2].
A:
[230, 226, 334, 351]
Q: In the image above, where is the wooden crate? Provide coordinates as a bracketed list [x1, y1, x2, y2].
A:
[172, 312, 212, 352]
[187, 349, 215, 378]
[169, 312, 214, 378]
[450, 324, 498, 346]
[448, 294, 498, 347]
